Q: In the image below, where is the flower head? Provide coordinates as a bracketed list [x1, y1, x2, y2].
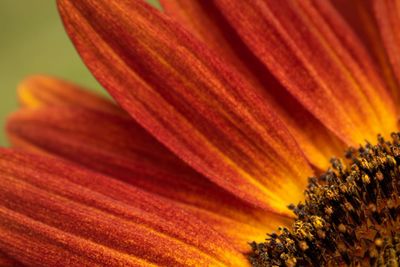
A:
[1, 0, 400, 266]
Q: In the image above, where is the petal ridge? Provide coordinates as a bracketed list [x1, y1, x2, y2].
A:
[0, 149, 248, 266]
[57, 0, 314, 211]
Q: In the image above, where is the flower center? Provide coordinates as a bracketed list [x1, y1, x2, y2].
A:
[250, 133, 400, 266]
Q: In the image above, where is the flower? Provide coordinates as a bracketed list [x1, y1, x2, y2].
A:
[1, 0, 400, 266]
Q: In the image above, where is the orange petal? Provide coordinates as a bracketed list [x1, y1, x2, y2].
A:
[0, 149, 248, 266]
[18, 75, 122, 115]
[160, 0, 345, 170]
[213, 0, 397, 145]
[7, 106, 289, 252]
[373, 0, 400, 106]
[57, 0, 314, 212]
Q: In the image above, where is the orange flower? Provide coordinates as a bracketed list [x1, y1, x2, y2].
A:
[1, 0, 400, 266]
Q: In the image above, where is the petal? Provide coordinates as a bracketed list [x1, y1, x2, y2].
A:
[18, 75, 122, 115]
[213, 0, 398, 144]
[0, 149, 248, 266]
[57, 0, 314, 212]
[160, 0, 345, 170]
[332, 0, 400, 108]
[7, 106, 290, 252]
[0, 251, 20, 267]
[373, 0, 400, 105]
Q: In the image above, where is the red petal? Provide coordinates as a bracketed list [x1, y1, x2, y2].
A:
[0, 251, 20, 267]
[160, 0, 345, 170]
[373, 0, 400, 105]
[332, 0, 400, 108]
[0, 149, 248, 266]
[213, 0, 397, 144]
[57, 0, 314, 212]
[7, 106, 290, 252]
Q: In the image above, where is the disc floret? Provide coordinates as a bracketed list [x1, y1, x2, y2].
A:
[250, 133, 400, 266]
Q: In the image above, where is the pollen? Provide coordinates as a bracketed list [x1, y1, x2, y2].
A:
[250, 133, 400, 266]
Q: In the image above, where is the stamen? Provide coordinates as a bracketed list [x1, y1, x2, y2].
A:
[250, 133, 400, 266]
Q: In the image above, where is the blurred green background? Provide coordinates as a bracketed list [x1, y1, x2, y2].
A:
[0, 0, 159, 146]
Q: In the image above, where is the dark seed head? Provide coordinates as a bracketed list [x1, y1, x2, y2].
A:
[249, 133, 400, 266]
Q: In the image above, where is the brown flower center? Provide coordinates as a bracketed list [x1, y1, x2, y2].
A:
[250, 133, 400, 266]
